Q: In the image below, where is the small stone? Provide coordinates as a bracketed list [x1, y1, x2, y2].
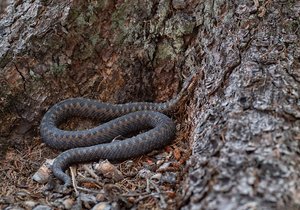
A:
[95, 160, 124, 182]
[0, 195, 14, 204]
[127, 196, 135, 203]
[23, 200, 37, 208]
[160, 172, 177, 184]
[91, 202, 111, 210]
[33, 204, 52, 210]
[247, 175, 256, 185]
[63, 198, 74, 209]
[5, 206, 24, 210]
[79, 193, 97, 205]
[245, 143, 257, 152]
[237, 178, 254, 196]
[96, 194, 106, 202]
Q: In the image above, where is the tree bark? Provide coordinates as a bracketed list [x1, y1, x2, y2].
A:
[0, 0, 299, 209]
[181, 1, 300, 209]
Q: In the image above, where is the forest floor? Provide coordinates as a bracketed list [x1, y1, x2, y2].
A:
[0, 112, 192, 210]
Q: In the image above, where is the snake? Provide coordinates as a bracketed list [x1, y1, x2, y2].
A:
[40, 74, 195, 187]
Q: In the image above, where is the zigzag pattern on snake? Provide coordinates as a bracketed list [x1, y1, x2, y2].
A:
[40, 74, 195, 186]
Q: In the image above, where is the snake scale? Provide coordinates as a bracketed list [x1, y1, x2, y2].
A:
[40, 74, 195, 186]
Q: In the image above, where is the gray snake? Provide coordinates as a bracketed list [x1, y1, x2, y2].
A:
[40, 74, 195, 186]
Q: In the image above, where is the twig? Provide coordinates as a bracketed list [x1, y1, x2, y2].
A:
[82, 165, 99, 180]
[70, 166, 78, 194]
[135, 193, 160, 203]
[121, 191, 150, 197]
[149, 179, 167, 209]
[146, 179, 150, 193]
[76, 186, 105, 194]
[77, 177, 104, 188]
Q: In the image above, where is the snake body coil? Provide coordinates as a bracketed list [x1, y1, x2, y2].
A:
[40, 75, 194, 186]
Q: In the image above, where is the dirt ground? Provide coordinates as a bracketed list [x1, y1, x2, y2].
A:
[0, 110, 193, 209]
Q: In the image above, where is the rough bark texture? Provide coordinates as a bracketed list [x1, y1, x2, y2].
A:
[181, 1, 300, 209]
[0, 0, 192, 149]
[1, 0, 300, 209]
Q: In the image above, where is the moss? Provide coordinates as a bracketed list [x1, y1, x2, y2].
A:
[157, 0, 170, 21]
[76, 13, 88, 27]
[86, 3, 99, 24]
[89, 34, 100, 47]
[111, 2, 129, 30]
[29, 69, 42, 81]
[71, 3, 100, 29]
[97, 0, 111, 9]
[66, 6, 82, 25]
[111, 2, 130, 44]
[165, 14, 195, 38]
[111, 0, 147, 45]
[50, 63, 67, 76]
[156, 41, 176, 61]
[149, 0, 170, 35]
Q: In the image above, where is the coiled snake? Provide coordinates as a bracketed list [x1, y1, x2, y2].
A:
[40, 74, 195, 186]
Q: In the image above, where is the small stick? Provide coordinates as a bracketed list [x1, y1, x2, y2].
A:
[149, 179, 167, 209]
[82, 165, 99, 180]
[70, 166, 78, 194]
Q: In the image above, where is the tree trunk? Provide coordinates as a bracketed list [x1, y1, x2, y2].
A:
[0, 0, 299, 209]
[180, 0, 300, 209]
